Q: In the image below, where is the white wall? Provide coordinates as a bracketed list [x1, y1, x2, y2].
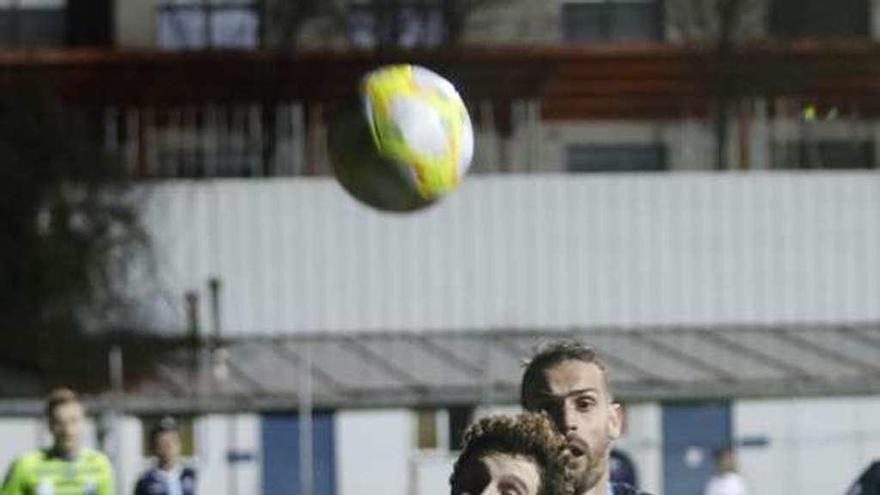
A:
[115, 416, 144, 495]
[194, 414, 261, 495]
[616, 403, 663, 495]
[0, 418, 41, 477]
[141, 173, 880, 335]
[336, 409, 414, 495]
[735, 396, 880, 495]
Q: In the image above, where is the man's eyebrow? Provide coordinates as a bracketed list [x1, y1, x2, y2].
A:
[536, 387, 599, 400]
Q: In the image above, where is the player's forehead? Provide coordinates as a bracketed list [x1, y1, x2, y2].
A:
[156, 430, 181, 442]
[50, 400, 84, 419]
[481, 453, 541, 490]
[539, 360, 609, 397]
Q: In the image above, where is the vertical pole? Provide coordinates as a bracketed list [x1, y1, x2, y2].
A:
[109, 346, 124, 495]
[481, 333, 495, 406]
[299, 342, 314, 495]
[185, 291, 200, 404]
[208, 277, 238, 495]
[208, 278, 222, 341]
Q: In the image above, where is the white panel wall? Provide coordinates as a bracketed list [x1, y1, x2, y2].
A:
[336, 410, 414, 495]
[734, 396, 880, 495]
[413, 451, 456, 495]
[115, 416, 144, 495]
[0, 418, 41, 477]
[194, 414, 262, 495]
[616, 403, 663, 495]
[141, 173, 880, 335]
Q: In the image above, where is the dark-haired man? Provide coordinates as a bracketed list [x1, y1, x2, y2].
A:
[134, 417, 196, 495]
[521, 341, 650, 495]
[450, 413, 570, 495]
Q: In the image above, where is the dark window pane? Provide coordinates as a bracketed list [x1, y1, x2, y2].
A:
[770, 0, 868, 38]
[448, 406, 473, 451]
[0, 7, 65, 47]
[563, 1, 660, 42]
[568, 144, 667, 172]
[772, 140, 874, 169]
[66, 0, 112, 46]
[818, 141, 873, 169]
[608, 2, 660, 41]
[562, 3, 604, 42]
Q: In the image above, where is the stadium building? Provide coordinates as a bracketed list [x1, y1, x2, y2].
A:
[1, 1, 879, 494]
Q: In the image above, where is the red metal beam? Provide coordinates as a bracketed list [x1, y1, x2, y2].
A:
[3, 44, 880, 119]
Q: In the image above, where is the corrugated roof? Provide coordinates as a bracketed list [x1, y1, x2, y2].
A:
[117, 323, 880, 413]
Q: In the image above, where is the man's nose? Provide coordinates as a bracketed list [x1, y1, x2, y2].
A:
[559, 404, 578, 432]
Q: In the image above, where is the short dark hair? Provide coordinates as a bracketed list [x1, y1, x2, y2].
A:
[520, 340, 612, 411]
[713, 445, 734, 461]
[45, 388, 80, 417]
[150, 416, 180, 446]
[449, 413, 570, 495]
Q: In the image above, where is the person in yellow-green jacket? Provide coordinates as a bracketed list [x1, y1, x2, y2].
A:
[2, 388, 113, 495]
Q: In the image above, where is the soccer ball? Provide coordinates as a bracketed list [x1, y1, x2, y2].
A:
[328, 65, 474, 212]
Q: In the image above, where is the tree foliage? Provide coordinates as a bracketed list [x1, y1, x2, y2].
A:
[0, 83, 152, 393]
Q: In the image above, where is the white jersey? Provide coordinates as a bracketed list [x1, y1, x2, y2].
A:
[704, 472, 748, 495]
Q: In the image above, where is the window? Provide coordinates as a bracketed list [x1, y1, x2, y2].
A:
[415, 406, 473, 451]
[562, 0, 662, 43]
[770, 0, 868, 38]
[448, 406, 473, 451]
[348, 0, 446, 48]
[0, 0, 65, 47]
[567, 143, 667, 172]
[416, 408, 439, 450]
[158, 1, 259, 49]
[772, 140, 875, 169]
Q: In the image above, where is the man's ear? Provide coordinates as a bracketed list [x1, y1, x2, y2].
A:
[608, 402, 623, 441]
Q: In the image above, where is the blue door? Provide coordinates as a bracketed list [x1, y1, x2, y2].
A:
[662, 401, 731, 495]
[262, 412, 336, 495]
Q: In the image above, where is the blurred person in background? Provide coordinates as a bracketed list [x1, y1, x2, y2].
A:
[846, 459, 880, 495]
[609, 448, 639, 489]
[703, 446, 748, 495]
[521, 341, 650, 495]
[134, 417, 196, 495]
[609, 402, 640, 489]
[1, 388, 113, 495]
[449, 412, 571, 495]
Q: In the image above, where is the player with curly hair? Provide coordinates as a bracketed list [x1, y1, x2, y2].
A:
[450, 412, 572, 495]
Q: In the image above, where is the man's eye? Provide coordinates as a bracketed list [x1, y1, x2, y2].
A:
[499, 484, 524, 495]
[575, 399, 594, 411]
